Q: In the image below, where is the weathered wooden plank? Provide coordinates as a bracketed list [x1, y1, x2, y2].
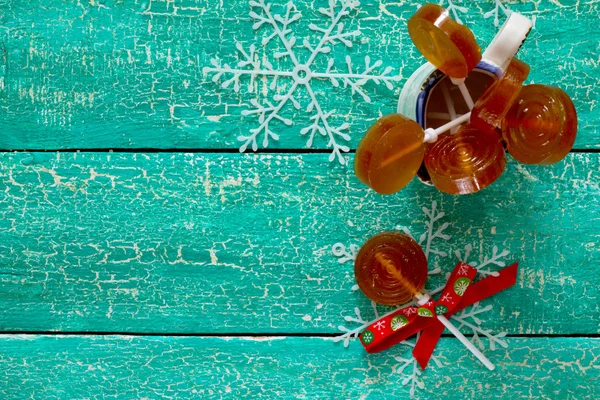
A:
[0, 0, 597, 151]
[0, 335, 598, 399]
[0, 152, 599, 334]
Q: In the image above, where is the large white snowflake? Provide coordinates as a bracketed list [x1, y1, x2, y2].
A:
[332, 200, 510, 397]
[202, 0, 401, 164]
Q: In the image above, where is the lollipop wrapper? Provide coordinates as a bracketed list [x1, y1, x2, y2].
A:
[359, 262, 519, 370]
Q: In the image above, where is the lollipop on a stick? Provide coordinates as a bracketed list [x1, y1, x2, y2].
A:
[502, 84, 578, 165]
[355, 232, 496, 370]
[355, 115, 426, 195]
[425, 124, 506, 194]
[355, 104, 495, 195]
[355, 109, 487, 194]
[408, 3, 481, 108]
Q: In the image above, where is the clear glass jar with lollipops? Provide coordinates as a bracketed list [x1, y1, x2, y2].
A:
[354, 61, 526, 195]
[355, 2, 504, 195]
[355, 3, 577, 195]
[354, 232, 496, 370]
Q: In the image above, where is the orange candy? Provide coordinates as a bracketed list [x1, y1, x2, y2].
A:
[471, 58, 530, 135]
[424, 124, 506, 194]
[408, 3, 482, 79]
[502, 85, 578, 165]
[354, 232, 428, 306]
[355, 114, 426, 194]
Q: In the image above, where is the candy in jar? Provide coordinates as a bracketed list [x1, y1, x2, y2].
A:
[470, 58, 530, 135]
[355, 114, 426, 194]
[408, 3, 482, 79]
[354, 232, 428, 305]
[424, 124, 506, 195]
[502, 84, 578, 165]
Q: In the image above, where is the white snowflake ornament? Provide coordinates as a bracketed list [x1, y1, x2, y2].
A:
[439, 0, 469, 24]
[203, 0, 401, 164]
[485, 0, 513, 27]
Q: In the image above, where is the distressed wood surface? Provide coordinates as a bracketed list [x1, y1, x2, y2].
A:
[1, 152, 599, 334]
[1, 0, 599, 398]
[1, 335, 598, 399]
[0, 0, 598, 151]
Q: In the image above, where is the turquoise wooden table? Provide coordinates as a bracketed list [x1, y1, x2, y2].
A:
[1, 0, 599, 398]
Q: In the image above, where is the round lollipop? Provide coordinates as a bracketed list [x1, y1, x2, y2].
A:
[355, 232, 496, 370]
[425, 124, 506, 195]
[354, 232, 428, 306]
[470, 58, 530, 135]
[355, 114, 416, 186]
[502, 84, 577, 165]
[408, 3, 482, 79]
[356, 111, 482, 195]
[355, 114, 426, 194]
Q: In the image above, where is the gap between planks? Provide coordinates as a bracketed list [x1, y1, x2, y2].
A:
[0, 148, 598, 154]
[1, 331, 599, 339]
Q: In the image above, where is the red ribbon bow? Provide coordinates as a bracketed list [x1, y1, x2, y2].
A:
[359, 262, 518, 369]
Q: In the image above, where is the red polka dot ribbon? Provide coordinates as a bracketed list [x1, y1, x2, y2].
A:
[359, 262, 519, 370]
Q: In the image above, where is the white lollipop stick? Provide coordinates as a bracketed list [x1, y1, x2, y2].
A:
[414, 293, 495, 371]
[458, 82, 475, 110]
[437, 315, 496, 370]
[380, 112, 471, 168]
[423, 112, 471, 143]
[450, 77, 475, 110]
[441, 82, 459, 133]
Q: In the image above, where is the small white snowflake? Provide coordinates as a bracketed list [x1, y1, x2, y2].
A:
[374, 320, 386, 332]
[405, 307, 417, 316]
[440, 292, 453, 303]
[457, 263, 470, 275]
[203, 0, 401, 164]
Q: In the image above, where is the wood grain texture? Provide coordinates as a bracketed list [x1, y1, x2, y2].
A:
[0, 0, 597, 151]
[1, 152, 599, 334]
[0, 335, 598, 399]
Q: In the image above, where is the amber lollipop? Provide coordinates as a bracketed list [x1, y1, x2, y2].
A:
[424, 124, 506, 194]
[354, 114, 426, 194]
[408, 3, 483, 110]
[408, 3, 481, 79]
[356, 111, 482, 195]
[502, 84, 578, 165]
[355, 232, 495, 370]
[470, 58, 531, 135]
[354, 232, 428, 305]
